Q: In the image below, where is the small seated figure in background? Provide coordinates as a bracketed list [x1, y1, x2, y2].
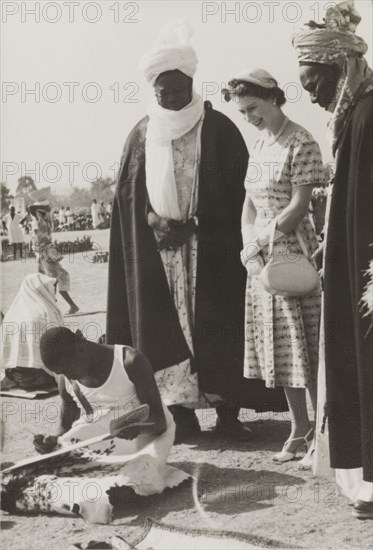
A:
[0, 273, 62, 391]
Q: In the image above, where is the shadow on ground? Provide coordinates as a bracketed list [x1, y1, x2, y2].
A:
[0, 520, 16, 530]
[172, 419, 292, 453]
[113, 461, 306, 523]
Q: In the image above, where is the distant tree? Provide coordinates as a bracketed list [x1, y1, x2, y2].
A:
[42, 176, 116, 212]
[1, 183, 14, 214]
[68, 186, 92, 209]
[323, 162, 336, 185]
[49, 192, 70, 210]
[16, 176, 37, 196]
[90, 177, 115, 204]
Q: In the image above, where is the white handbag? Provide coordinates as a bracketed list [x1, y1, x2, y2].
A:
[258, 219, 320, 297]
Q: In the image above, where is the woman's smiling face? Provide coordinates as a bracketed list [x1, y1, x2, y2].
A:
[234, 95, 274, 130]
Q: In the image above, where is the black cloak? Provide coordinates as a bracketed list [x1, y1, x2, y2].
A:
[107, 104, 287, 412]
[324, 91, 373, 480]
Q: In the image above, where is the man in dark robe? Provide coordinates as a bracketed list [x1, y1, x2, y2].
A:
[107, 22, 287, 443]
[293, 1, 373, 518]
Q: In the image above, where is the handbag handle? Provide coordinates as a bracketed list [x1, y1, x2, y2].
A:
[295, 228, 311, 259]
[267, 219, 277, 263]
[268, 218, 311, 263]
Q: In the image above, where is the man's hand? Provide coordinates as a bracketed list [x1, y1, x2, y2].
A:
[33, 434, 59, 454]
[148, 211, 169, 239]
[157, 218, 196, 250]
[148, 212, 196, 250]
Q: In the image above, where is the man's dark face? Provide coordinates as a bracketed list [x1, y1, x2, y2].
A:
[154, 70, 193, 111]
[299, 63, 340, 109]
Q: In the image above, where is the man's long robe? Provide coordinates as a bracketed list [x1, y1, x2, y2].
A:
[324, 91, 373, 480]
[107, 105, 287, 411]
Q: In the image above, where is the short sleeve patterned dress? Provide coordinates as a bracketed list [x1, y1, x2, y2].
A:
[244, 125, 323, 389]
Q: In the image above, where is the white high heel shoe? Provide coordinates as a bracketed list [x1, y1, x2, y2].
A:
[297, 438, 316, 470]
[273, 427, 314, 463]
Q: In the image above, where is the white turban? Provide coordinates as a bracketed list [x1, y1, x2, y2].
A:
[138, 20, 198, 86]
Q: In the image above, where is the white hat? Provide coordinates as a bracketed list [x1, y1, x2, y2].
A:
[231, 67, 278, 88]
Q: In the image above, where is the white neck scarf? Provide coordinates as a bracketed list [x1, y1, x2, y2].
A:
[145, 91, 204, 220]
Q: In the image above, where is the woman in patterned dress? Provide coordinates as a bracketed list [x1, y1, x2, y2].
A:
[224, 68, 323, 461]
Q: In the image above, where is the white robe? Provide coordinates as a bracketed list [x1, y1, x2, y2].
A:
[5, 213, 24, 244]
[91, 203, 99, 228]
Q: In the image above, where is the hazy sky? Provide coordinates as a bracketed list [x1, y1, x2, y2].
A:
[2, 0, 372, 193]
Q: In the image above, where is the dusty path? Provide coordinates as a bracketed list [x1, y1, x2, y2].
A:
[1, 230, 371, 549]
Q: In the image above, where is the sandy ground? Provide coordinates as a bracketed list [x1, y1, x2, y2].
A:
[1, 229, 372, 550]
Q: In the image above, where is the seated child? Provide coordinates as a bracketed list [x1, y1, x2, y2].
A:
[1, 327, 190, 524]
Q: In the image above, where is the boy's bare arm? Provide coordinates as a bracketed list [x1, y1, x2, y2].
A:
[57, 375, 80, 435]
[33, 375, 80, 454]
[124, 348, 167, 436]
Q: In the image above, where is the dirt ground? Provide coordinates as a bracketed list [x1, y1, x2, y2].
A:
[1, 229, 372, 550]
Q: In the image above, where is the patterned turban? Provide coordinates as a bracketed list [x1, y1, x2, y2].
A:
[292, 1, 368, 65]
[138, 20, 198, 86]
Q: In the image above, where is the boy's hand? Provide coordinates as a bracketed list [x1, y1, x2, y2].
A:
[115, 426, 141, 440]
[33, 434, 59, 454]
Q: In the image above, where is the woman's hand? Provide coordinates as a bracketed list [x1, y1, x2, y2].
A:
[33, 434, 59, 454]
[241, 253, 264, 276]
[241, 242, 261, 263]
